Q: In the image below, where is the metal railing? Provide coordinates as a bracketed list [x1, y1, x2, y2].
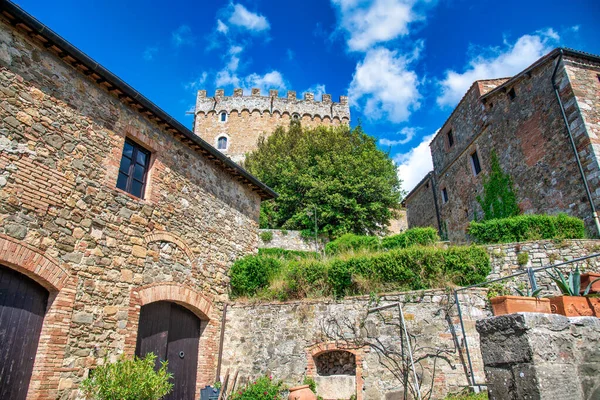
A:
[453, 252, 600, 388]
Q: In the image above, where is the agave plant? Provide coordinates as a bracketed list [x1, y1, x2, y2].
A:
[547, 266, 600, 296]
[515, 286, 542, 298]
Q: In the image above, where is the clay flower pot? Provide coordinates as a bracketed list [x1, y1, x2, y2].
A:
[288, 385, 316, 400]
[550, 296, 594, 317]
[580, 273, 600, 294]
[490, 295, 551, 316]
[587, 297, 600, 317]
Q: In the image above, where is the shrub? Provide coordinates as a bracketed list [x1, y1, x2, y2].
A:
[258, 248, 318, 260]
[230, 256, 282, 297]
[517, 252, 529, 266]
[229, 376, 284, 400]
[468, 214, 585, 244]
[81, 353, 172, 400]
[325, 233, 380, 255]
[260, 231, 274, 243]
[303, 376, 317, 393]
[382, 227, 439, 250]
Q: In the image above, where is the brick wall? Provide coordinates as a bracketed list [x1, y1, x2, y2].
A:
[0, 17, 261, 399]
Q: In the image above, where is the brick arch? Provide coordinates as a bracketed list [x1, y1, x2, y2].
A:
[144, 230, 195, 262]
[130, 282, 213, 321]
[0, 233, 69, 292]
[306, 341, 364, 400]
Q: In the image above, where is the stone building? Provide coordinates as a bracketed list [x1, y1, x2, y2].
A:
[404, 48, 600, 242]
[194, 88, 351, 163]
[0, 2, 275, 399]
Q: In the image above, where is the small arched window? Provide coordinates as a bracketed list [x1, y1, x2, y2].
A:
[292, 113, 300, 120]
[217, 136, 228, 150]
[220, 112, 227, 122]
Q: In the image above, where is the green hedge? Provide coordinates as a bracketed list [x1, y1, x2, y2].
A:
[230, 245, 490, 299]
[258, 248, 318, 259]
[468, 214, 585, 244]
[325, 227, 439, 255]
[382, 227, 439, 250]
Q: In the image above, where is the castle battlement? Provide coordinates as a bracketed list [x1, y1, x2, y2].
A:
[195, 88, 350, 121]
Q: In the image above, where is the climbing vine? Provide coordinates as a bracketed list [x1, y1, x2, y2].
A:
[476, 151, 520, 220]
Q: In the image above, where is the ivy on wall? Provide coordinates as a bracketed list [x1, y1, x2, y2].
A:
[476, 151, 520, 220]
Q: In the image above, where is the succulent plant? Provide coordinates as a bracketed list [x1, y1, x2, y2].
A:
[547, 266, 600, 296]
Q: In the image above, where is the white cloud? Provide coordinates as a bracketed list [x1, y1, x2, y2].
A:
[229, 3, 270, 32]
[349, 47, 421, 123]
[437, 29, 559, 107]
[395, 132, 436, 193]
[143, 46, 158, 61]
[185, 72, 208, 91]
[217, 19, 229, 34]
[303, 84, 327, 101]
[332, 0, 427, 52]
[379, 127, 417, 146]
[172, 25, 195, 47]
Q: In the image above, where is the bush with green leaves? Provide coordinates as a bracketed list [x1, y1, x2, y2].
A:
[229, 376, 285, 400]
[382, 227, 439, 250]
[230, 245, 490, 299]
[325, 233, 380, 255]
[258, 248, 318, 260]
[325, 227, 439, 255]
[468, 214, 585, 244]
[81, 353, 173, 400]
[260, 231, 273, 243]
[229, 256, 282, 297]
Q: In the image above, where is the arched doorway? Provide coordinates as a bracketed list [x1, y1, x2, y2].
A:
[135, 301, 201, 400]
[0, 264, 49, 400]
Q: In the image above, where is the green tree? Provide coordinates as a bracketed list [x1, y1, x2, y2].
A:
[476, 151, 520, 220]
[245, 121, 402, 238]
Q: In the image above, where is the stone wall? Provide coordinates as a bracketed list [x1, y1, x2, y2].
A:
[476, 313, 600, 400]
[258, 229, 317, 252]
[0, 15, 262, 399]
[426, 52, 600, 242]
[194, 89, 350, 163]
[222, 289, 490, 400]
[404, 173, 439, 232]
[486, 239, 600, 294]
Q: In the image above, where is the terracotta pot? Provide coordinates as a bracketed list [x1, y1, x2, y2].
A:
[580, 273, 600, 294]
[288, 385, 317, 400]
[490, 295, 551, 316]
[587, 297, 600, 317]
[550, 296, 594, 317]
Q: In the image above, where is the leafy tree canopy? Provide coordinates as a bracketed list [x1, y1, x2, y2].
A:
[476, 151, 520, 220]
[244, 121, 402, 238]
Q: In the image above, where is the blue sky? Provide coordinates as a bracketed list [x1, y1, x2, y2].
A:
[17, 0, 600, 192]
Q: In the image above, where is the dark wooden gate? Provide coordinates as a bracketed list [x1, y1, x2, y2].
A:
[135, 301, 201, 400]
[0, 264, 49, 400]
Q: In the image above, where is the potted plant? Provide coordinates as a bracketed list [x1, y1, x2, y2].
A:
[547, 266, 600, 317]
[488, 281, 551, 316]
[580, 271, 600, 294]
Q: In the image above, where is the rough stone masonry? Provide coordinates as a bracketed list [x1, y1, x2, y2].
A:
[0, 3, 274, 399]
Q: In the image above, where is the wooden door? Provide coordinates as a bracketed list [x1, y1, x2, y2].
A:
[135, 301, 201, 400]
[0, 265, 49, 400]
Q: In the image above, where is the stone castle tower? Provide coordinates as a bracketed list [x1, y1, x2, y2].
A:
[193, 88, 351, 163]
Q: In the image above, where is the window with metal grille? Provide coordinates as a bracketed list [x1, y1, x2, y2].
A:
[217, 136, 228, 150]
[470, 151, 481, 175]
[116, 139, 150, 198]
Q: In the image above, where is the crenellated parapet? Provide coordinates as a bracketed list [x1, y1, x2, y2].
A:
[195, 88, 350, 122]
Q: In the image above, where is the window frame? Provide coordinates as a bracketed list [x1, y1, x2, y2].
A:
[441, 187, 448, 204]
[116, 139, 151, 199]
[217, 136, 228, 150]
[470, 150, 482, 176]
[219, 111, 227, 122]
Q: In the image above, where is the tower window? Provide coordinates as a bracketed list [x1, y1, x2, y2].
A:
[220, 112, 227, 122]
[441, 187, 448, 204]
[447, 129, 454, 148]
[116, 139, 150, 199]
[292, 113, 300, 120]
[470, 151, 481, 176]
[217, 136, 228, 150]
